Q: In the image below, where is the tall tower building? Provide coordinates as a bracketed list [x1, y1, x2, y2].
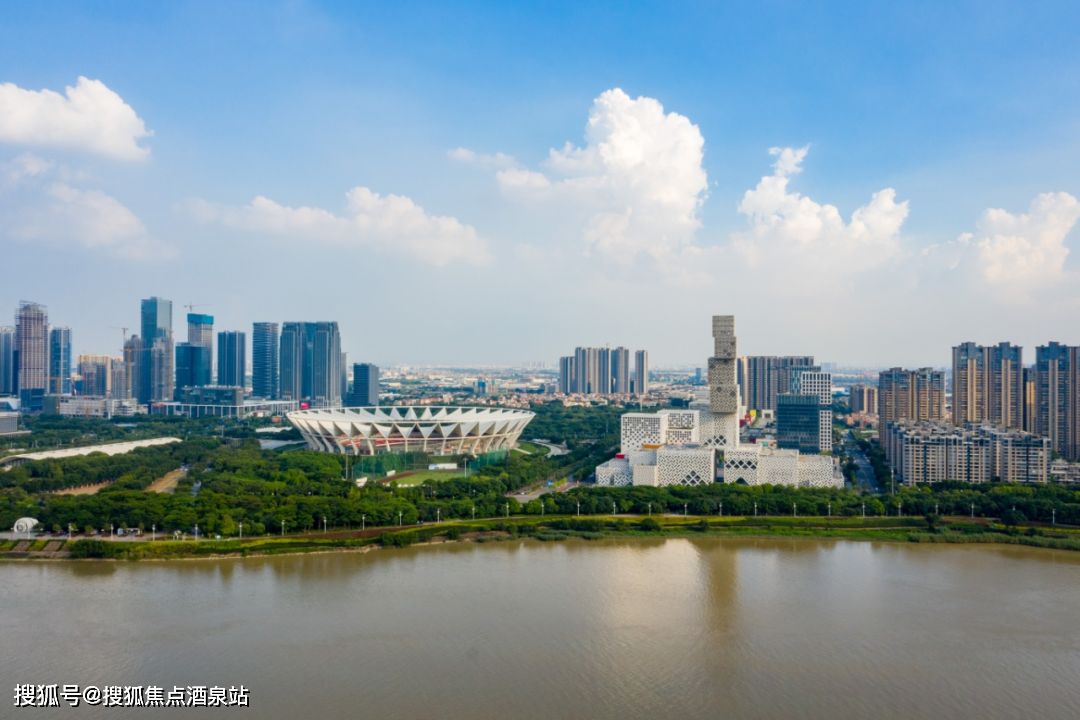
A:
[879, 367, 946, 426]
[279, 322, 306, 402]
[140, 297, 174, 404]
[737, 356, 816, 413]
[109, 358, 127, 401]
[348, 363, 379, 406]
[0, 326, 15, 395]
[597, 347, 613, 395]
[311, 321, 341, 407]
[123, 335, 141, 401]
[634, 350, 648, 396]
[78, 355, 112, 397]
[952, 342, 985, 426]
[987, 343, 1024, 429]
[558, 356, 575, 394]
[252, 322, 279, 399]
[691, 315, 740, 450]
[15, 301, 49, 409]
[1034, 343, 1080, 460]
[187, 313, 214, 348]
[48, 326, 72, 395]
[612, 347, 630, 394]
[217, 331, 246, 388]
[952, 342, 1024, 429]
[573, 347, 602, 394]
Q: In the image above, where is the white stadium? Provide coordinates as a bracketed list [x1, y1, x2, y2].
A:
[286, 406, 535, 456]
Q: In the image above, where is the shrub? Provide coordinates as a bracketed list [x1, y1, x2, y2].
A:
[68, 539, 120, 559]
[639, 518, 662, 532]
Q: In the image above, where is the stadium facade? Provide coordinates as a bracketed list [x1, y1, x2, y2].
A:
[287, 406, 535, 456]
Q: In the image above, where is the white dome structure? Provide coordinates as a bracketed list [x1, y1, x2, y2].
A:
[12, 517, 39, 534]
[287, 406, 535, 456]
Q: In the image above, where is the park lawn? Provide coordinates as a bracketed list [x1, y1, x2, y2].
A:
[390, 469, 466, 487]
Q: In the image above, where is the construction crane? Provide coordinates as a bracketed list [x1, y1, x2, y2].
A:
[109, 326, 129, 343]
[185, 302, 212, 314]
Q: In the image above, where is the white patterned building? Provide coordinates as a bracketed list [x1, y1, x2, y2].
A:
[596, 315, 844, 489]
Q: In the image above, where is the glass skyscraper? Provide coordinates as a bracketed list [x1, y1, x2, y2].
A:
[217, 331, 246, 388]
[252, 322, 279, 399]
[48, 326, 72, 394]
[139, 297, 173, 404]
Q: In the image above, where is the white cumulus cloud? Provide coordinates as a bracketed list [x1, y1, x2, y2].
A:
[194, 187, 492, 266]
[487, 88, 708, 262]
[0, 155, 173, 260]
[0, 77, 152, 160]
[733, 146, 908, 272]
[926, 192, 1080, 300]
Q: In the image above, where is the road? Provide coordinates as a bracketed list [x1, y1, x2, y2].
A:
[509, 480, 581, 504]
[846, 430, 878, 490]
[528, 439, 568, 457]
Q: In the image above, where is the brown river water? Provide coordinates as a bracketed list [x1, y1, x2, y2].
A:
[2, 537, 1079, 719]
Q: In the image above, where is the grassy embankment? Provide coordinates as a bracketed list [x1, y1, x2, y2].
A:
[7, 515, 1080, 560]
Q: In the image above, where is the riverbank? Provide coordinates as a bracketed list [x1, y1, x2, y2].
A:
[4, 515, 1080, 561]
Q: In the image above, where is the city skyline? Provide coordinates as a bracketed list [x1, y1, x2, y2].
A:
[2, 3, 1080, 366]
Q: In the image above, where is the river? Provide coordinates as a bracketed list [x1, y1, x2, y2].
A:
[2, 538, 1079, 719]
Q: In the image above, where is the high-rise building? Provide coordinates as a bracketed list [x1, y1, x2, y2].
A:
[0, 326, 15, 395]
[252, 322, 279, 399]
[791, 368, 832, 451]
[1023, 367, 1038, 434]
[78, 355, 112, 397]
[558, 356, 575, 394]
[597, 347, 612, 395]
[174, 343, 211, 399]
[878, 367, 947, 426]
[777, 393, 823, 453]
[48, 326, 72, 395]
[612, 347, 630, 394]
[15, 301, 48, 410]
[737, 355, 815, 413]
[348, 363, 379, 406]
[340, 351, 348, 401]
[279, 322, 306, 402]
[140, 297, 174, 404]
[952, 342, 1024, 429]
[108, 357, 126, 400]
[312, 322, 341, 407]
[634, 350, 648, 396]
[1034, 343, 1080, 461]
[187, 313, 214, 348]
[573, 347, 600, 394]
[122, 335, 141, 401]
[217, 331, 246, 388]
[849, 385, 878, 414]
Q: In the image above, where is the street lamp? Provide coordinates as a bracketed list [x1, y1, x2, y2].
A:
[399, 511, 403, 527]
[361, 514, 366, 531]
[110, 524, 114, 540]
[577, 501, 581, 517]
[719, 501, 723, 517]
[472, 506, 476, 521]
[152, 524, 155, 542]
[862, 502, 865, 518]
[281, 520, 286, 537]
[793, 503, 797, 518]
[239, 522, 242, 541]
[647, 502, 652, 517]
[684, 503, 688, 517]
[323, 516, 327, 533]
[971, 503, 975, 519]
[437, 508, 441, 523]
[195, 524, 199, 542]
[827, 502, 831, 518]
[505, 503, 509, 518]
[935, 503, 938, 516]
[753, 502, 757, 518]
[1052, 509, 1056, 525]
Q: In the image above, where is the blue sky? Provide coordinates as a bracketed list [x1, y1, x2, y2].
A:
[2, 1, 1079, 367]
